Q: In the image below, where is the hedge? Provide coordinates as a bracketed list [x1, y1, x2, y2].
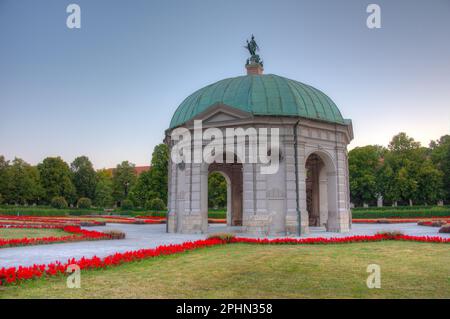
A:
[1, 205, 448, 220]
[352, 207, 450, 219]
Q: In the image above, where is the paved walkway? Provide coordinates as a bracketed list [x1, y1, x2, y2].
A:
[0, 223, 448, 268]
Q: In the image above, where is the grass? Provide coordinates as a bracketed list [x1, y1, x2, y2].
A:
[0, 228, 72, 240]
[1, 241, 449, 298]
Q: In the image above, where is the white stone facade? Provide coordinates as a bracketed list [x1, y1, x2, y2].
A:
[165, 104, 354, 235]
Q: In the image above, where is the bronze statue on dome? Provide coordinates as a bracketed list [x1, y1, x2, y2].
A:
[245, 34, 263, 66]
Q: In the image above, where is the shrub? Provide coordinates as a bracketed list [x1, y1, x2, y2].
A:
[51, 196, 68, 209]
[438, 224, 450, 233]
[417, 220, 447, 227]
[77, 197, 92, 209]
[103, 230, 126, 239]
[431, 220, 447, 227]
[121, 199, 134, 210]
[0, 194, 3, 205]
[352, 207, 450, 219]
[207, 232, 235, 243]
[79, 221, 106, 227]
[145, 198, 166, 211]
[417, 220, 428, 226]
[376, 230, 404, 238]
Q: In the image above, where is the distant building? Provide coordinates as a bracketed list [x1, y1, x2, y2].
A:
[106, 165, 151, 176]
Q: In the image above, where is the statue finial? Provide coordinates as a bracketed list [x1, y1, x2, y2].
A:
[244, 35, 263, 67]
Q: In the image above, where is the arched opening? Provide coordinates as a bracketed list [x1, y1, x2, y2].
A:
[305, 152, 337, 229]
[208, 159, 243, 227]
[208, 171, 228, 223]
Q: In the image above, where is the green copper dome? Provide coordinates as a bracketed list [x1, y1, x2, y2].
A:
[169, 74, 346, 129]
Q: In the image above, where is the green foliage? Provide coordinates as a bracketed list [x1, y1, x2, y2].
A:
[207, 232, 235, 242]
[121, 199, 134, 210]
[0, 156, 10, 202]
[129, 144, 169, 208]
[149, 144, 169, 204]
[38, 157, 76, 204]
[145, 198, 166, 211]
[5, 158, 43, 205]
[208, 172, 227, 209]
[352, 206, 450, 219]
[77, 197, 92, 209]
[94, 169, 114, 208]
[0, 193, 3, 204]
[71, 156, 97, 199]
[112, 161, 137, 205]
[50, 196, 68, 209]
[348, 145, 385, 205]
[429, 135, 450, 201]
[129, 170, 153, 207]
[350, 133, 448, 206]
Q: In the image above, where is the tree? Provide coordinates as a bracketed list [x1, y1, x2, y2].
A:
[148, 144, 169, 204]
[112, 161, 137, 205]
[430, 135, 450, 201]
[0, 156, 11, 202]
[388, 132, 421, 153]
[129, 170, 154, 208]
[416, 160, 443, 204]
[348, 145, 384, 205]
[145, 198, 166, 211]
[208, 172, 227, 209]
[71, 156, 97, 200]
[77, 197, 92, 209]
[38, 157, 76, 204]
[129, 144, 169, 208]
[94, 169, 114, 207]
[7, 158, 42, 205]
[383, 133, 425, 205]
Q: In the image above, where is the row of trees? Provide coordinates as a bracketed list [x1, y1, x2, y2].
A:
[348, 133, 450, 206]
[0, 144, 169, 210]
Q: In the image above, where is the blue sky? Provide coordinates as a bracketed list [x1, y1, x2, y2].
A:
[1, 0, 449, 168]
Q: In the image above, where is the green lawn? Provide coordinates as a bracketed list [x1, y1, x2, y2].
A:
[1, 241, 449, 299]
[0, 228, 71, 240]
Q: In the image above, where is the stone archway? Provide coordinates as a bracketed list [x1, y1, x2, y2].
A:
[304, 151, 337, 230]
[208, 162, 243, 226]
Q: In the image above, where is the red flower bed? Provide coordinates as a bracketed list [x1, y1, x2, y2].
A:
[0, 215, 104, 226]
[88, 215, 166, 224]
[231, 234, 450, 245]
[0, 225, 111, 248]
[0, 238, 224, 286]
[208, 218, 226, 224]
[0, 233, 448, 287]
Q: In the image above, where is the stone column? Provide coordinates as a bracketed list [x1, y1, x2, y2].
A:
[179, 163, 204, 233]
[319, 167, 328, 227]
[284, 128, 299, 235]
[333, 146, 350, 232]
[297, 142, 308, 234]
[167, 160, 177, 233]
[242, 163, 255, 219]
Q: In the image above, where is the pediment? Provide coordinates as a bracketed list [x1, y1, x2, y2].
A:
[185, 103, 253, 128]
[204, 112, 239, 123]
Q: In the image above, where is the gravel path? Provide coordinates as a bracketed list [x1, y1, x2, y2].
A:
[0, 223, 448, 268]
